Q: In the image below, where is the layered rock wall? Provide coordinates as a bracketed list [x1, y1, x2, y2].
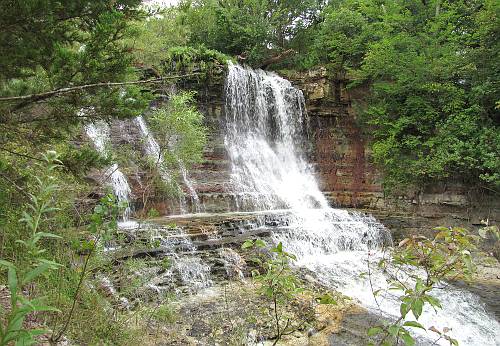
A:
[185, 66, 499, 236]
[286, 68, 499, 237]
[86, 64, 499, 237]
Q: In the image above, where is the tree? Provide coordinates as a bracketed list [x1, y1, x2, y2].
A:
[312, 0, 500, 191]
[0, 0, 151, 154]
[175, 0, 324, 66]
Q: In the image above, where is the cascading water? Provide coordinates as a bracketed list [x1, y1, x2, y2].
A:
[113, 220, 212, 293]
[85, 121, 132, 220]
[224, 62, 500, 345]
[178, 160, 203, 213]
[135, 115, 203, 213]
[224, 62, 325, 211]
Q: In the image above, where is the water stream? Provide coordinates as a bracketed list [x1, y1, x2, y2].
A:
[85, 121, 132, 220]
[223, 62, 500, 345]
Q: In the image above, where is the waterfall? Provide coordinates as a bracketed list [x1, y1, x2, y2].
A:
[85, 121, 132, 220]
[224, 62, 325, 211]
[135, 115, 203, 213]
[178, 160, 203, 213]
[223, 62, 500, 345]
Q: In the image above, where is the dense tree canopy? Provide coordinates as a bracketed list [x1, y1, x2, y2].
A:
[0, 0, 152, 154]
[321, 0, 500, 190]
[130, 0, 499, 191]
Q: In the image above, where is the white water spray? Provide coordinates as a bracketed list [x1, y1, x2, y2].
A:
[224, 62, 500, 345]
[85, 121, 132, 220]
[178, 160, 203, 213]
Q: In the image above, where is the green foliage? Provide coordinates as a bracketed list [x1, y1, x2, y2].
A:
[242, 239, 303, 344]
[0, 260, 60, 346]
[147, 208, 161, 218]
[149, 91, 207, 167]
[0, 0, 152, 157]
[316, 293, 337, 305]
[172, 0, 323, 66]
[128, 8, 191, 68]
[17, 151, 63, 264]
[0, 148, 136, 345]
[154, 304, 177, 324]
[0, 151, 63, 346]
[368, 227, 476, 345]
[309, 0, 500, 191]
[162, 45, 230, 74]
[45, 191, 129, 343]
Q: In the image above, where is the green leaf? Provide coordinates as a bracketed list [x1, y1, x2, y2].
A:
[424, 295, 441, 310]
[389, 282, 405, 291]
[24, 328, 47, 337]
[367, 327, 382, 336]
[242, 240, 254, 249]
[274, 242, 283, 253]
[411, 299, 424, 319]
[415, 278, 425, 293]
[255, 239, 266, 248]
[400, 302, 410, 318]
[8, 266, 18, 297]
[0, 259, 14, 268]
[388, 325, 400, 336]
[401, 332, 415, 346]
[22, 263, 50, 285]
[403, 321, 425, 330]
[318, 293, 337, 305]
[34, 232, 62, 240]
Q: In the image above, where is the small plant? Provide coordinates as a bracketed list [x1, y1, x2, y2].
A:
[0, 151, 63, 346]
[147, 208, 161, 218]
[242, 239, 303, 345]
[50, 193, 120, 343]
[367, 227, 476, 346]
[154, 304, 177, 324]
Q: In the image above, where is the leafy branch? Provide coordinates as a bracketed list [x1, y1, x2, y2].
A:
[367, 227, 476, 346]
[242, 239, 303, 345]
[0, 151, 63, 346]
[0, 73, 201, 104]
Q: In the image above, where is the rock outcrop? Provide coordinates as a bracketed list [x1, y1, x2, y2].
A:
[84, 63, 499, 236]
[178, 66, 499, 237]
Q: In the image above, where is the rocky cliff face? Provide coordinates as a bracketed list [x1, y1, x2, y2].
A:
[184, 66, 499, 238]
[85, 64, 499, 238]
[286, 68, 499, 236]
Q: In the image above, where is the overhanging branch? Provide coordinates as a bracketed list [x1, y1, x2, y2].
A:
[0, 73, 202, 103]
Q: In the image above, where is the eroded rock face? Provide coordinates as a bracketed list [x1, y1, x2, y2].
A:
[181, 66, 499, 235]
[83, 64, 499, 235]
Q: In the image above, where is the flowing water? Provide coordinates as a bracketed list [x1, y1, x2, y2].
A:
[110, 220, 212, 294]
[85, 121, 132, 220]
[178, 160, 203, 213]
[223, 62, 500, 345]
